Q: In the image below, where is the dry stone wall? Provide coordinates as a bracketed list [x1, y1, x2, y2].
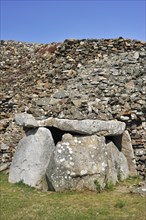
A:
[0, 38, 146, 178]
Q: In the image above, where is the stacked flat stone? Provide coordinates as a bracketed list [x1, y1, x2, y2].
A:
[9, 113, 136, 191]
[0, 38, 145, 177]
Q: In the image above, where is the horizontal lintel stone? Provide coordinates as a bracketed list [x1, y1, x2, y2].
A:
[15, 113, 126, 136]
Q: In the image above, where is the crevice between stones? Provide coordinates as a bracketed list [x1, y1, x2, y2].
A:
[105, 135, 122, 152]
[47, 126, 88, 145]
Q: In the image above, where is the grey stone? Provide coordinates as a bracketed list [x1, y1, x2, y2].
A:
[49, 98, 61, 105]
[120, 116, 130, 121]
[37, 118, 126, 136]
[133, 52, 139, 59]
[46, 134, 107, 192]
[121, 131, 137, 176]
[0, 162, 10, 172]
[15, 113, 38, 127]
[1, 38, 145, 178]
[106, 141, 129, 184]
[53, 90, 69, 99]
[130, 183, 146, 197]
[1, 142, 9, 150]
[9, 127, 55, 190]
[35, 97, 51, 106]
[70, 107, 85, 120]
[46, 133, 129, 192]
[135, 149, 145, 156]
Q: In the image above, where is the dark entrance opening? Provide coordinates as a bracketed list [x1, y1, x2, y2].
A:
[47, 127, 83, 145]
[47, 127, 67, 145]
[105, 134, 122, 151]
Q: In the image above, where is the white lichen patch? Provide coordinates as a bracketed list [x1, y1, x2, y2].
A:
[60, 158, 65, 163]
[67, 146, 73, 152]
[92, 165, 97, 171]
[92, 146, 97, 149]
[63, 142, 70, 146]
[74, 139, 78, 143]
[80, 170, 87, 175]
[57, 149, 62, 154]
[101, 162, 107, 170]
[70, 171, 76, 176]
[69, 149, 73, 154]
[69, 162, 74, 166]
[102, 162, 106, 167]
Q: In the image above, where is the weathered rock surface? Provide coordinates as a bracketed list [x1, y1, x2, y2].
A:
[9, 113, 132, 191]
[38, 117, 126, 136]
[106, 141, 129, 184]
[15, 113, 38, 127]
[9, 127, 55, 189]
[15, 113, 126, 136]
[46, 133, 129, 192]
[1, 38, 146, 177]
[130, 183, 146, 197]
[121, 131, 137, 176]
[0, 162, 9, 172]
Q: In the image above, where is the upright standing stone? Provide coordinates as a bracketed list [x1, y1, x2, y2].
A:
[46, 134, 107, 191]
[121, 130, 137, 176]
[106, 141, 129, 183]
[9, 127, 55, 190]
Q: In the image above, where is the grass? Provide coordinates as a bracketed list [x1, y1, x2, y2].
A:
[0, 172, 146, 220]
[105, 181, 114, 192]
[114, 200, 127, 209]
[94, 180, 102, 193]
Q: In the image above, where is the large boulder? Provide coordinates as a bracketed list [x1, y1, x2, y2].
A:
[9, 127, 55, 190]
[121, 131, 137, 176]
[106, 141, 129, 184]
[113, 130, 137, 176]
[46, 133, 129, 192]
[14, 113, 126, 136]
[37, 118, 126, 136]
[46, 134, 107, 191]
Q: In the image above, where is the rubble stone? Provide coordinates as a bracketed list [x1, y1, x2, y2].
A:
[0, 38, 146, 177]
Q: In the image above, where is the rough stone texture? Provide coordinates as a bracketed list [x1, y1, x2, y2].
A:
[121, 131, 137, 176]
[0, 162, 9, 172]
[9, 127, 55, 190]
[106, 141, 129, 184]
[46, 133, 129, 192]
[0, 38, 146, 177]
[15, 113, 125, 136]
[37, 117, 126, 136]
[15, 113, 38, 127]
[130, 183, 146, 197]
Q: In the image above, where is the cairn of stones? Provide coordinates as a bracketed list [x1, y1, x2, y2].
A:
[0, 38, 146, 184]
